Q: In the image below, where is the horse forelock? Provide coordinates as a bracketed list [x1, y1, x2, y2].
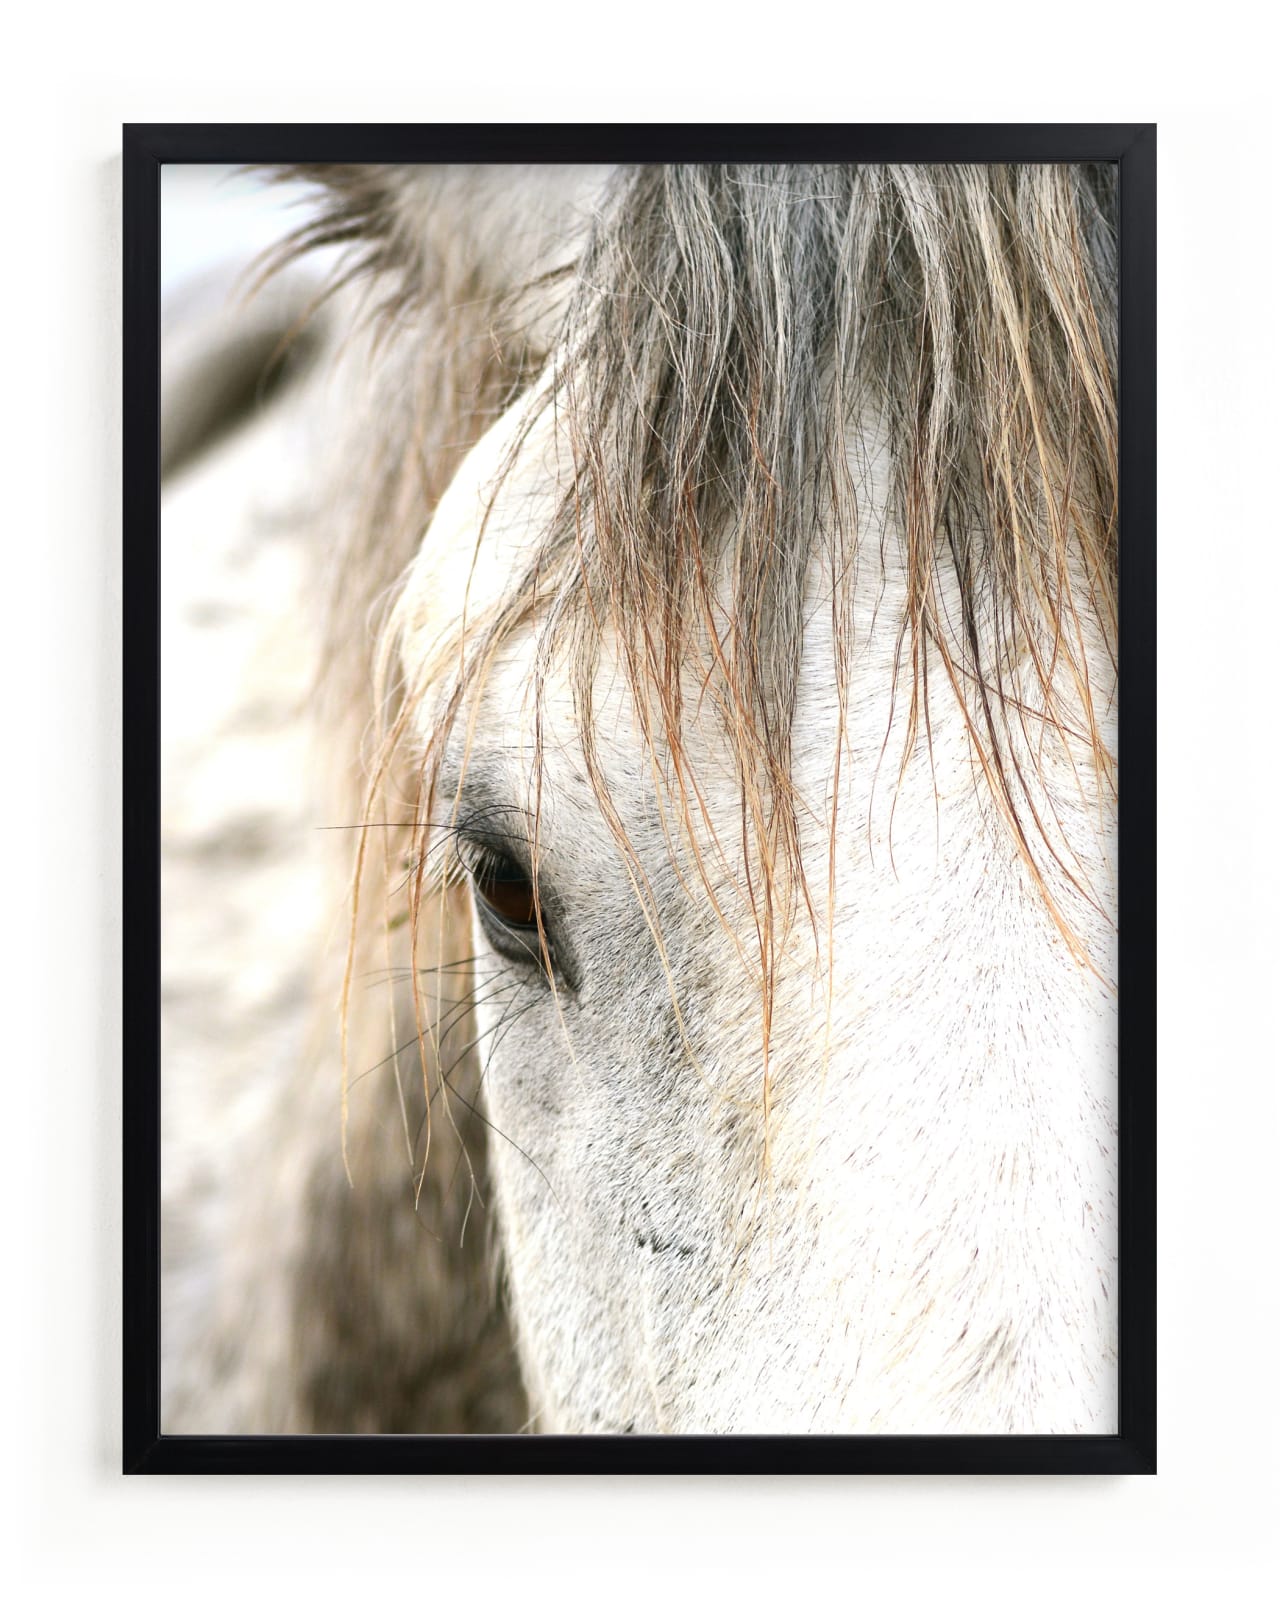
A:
[358, 169, 1115, 898]
[278, 163, 1119, 1179]
[539, 164, 1117, 960]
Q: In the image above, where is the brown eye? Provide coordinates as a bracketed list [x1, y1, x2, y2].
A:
[473, 855, 538, 929]
[463, 841, 567, 982]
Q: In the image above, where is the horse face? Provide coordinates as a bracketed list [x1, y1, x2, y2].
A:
[397, 396, 1119, 1435]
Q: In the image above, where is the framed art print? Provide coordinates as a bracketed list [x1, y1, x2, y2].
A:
[124, 124, 1156, 1472]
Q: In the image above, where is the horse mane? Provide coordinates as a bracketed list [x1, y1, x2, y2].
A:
[269, 159, 1118, 1199]
[521, 165, 1119, 970]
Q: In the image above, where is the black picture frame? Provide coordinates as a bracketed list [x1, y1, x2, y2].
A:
[124, 123, 1156, 1475]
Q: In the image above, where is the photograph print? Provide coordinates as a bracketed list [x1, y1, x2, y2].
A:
[139, 137, 1152, 1462]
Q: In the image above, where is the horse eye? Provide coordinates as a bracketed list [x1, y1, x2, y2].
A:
[471, 852, 539, 930]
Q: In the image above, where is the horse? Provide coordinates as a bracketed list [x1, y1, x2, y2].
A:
[160, 162, 1118, 1434]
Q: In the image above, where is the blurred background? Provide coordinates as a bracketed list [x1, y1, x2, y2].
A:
[162, 166, 302, 296]
[160, 168, 334, 1428]
[159, 169, 531, 1436]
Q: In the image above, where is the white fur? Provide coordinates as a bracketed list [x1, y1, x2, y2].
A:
[400, 397, 1118, 1433]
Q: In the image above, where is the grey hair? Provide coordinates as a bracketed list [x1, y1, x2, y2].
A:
[264, 163, 1119, 1423]
[364, 164, 1118, 983]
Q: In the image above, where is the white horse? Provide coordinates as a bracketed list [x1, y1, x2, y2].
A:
[162, 163, 1118, 1435]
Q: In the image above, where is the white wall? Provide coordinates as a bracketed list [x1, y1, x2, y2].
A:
[3, 5, 1276, 1591]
